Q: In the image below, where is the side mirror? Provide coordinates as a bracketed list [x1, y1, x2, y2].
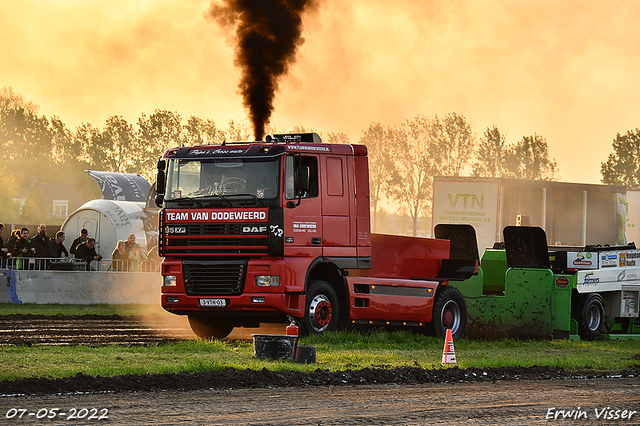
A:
[156, 170, 165, 194]
[155, 159, 166, 208]
[156, 160, 166, 195]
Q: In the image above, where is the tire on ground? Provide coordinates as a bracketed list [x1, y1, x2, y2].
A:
[431, 286, 467, 340]
[301, 280, 341, 336]
[577, 293, 605, 340]
[188, 315, 234, 340]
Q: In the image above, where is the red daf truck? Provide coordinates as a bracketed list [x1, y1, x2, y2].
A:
[155, 133, 470, 339]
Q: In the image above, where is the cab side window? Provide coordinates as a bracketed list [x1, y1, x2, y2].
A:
[285, 155, 318, 199]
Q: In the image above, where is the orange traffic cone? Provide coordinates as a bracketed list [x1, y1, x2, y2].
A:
[441, 328, 457, 364]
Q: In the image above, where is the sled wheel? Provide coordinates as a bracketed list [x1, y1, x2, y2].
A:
[432, 286, 467, 340]
[302, 281, 340, 336]
[188, 316, 234, 340]
[579, 293, 605, 340]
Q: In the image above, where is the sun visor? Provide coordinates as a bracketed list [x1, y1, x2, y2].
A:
[86, 171, 151, 202]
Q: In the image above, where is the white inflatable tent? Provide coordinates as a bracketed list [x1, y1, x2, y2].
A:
[61, 171, 158, 260]
[61, 199, 149, 259]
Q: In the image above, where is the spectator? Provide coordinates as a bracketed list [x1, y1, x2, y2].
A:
[32, 224, 52, 258]
[131, 245, 148, 271]
[69, 228, 89, 256]
[124, 233, 137, 258]
[5, 229, 20, 254]
[48, 231, 69, 258]
[124, 233, 147, 271]
[0, 223, 10, 268]
[74, 237, 103, 271]
[12, 227, 36, 269]
[111, 240, 129, 271]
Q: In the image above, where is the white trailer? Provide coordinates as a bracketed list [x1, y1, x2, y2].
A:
[432, 177, 627, 255]
[626, 189, 640, 247]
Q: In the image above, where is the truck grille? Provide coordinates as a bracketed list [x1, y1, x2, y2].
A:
[163, 222, 269, 257]
[186, 223, 242, 235]
[183, 260, 247, 295]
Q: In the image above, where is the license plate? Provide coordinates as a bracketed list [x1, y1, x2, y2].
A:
[199, 298, 227, 308]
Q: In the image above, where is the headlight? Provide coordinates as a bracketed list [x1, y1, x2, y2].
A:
[164, 275, 177, 286]
[255, 275, 280, 286]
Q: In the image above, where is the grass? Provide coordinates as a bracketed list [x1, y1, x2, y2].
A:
[1, 330, 639, 382]
[1, 304, 639, 382]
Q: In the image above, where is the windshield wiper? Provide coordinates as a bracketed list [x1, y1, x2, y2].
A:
[172, 197, 204, 208]
[223, 193, 265, 207]
[199, 194, 233, 207]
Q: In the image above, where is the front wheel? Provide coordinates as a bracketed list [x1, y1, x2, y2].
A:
[301, 281, 341, 336]
[431, 286, 467, 340]
[188, 315, 234, 340]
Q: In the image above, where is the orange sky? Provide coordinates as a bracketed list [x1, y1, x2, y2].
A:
[2, 0, 639, 184]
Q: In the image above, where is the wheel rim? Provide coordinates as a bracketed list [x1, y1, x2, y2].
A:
[309, 294, 333, 332]
[586, 304, 602, 331]
[441, 300, 461, 334]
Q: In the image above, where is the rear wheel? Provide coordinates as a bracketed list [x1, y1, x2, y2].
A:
[432, 286, 467, 340]
[577, 293, 605, 340]
[188, 316, 234, 340]
[301, 281, 340, 336]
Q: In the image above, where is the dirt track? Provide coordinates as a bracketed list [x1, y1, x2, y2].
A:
[0, 314, 285, 346]
[2, 377, 639, 425]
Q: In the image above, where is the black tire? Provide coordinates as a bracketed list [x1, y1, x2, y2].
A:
[188, 316, 234, 340]
[432, 286, 467, 340]
[578, 293, 605, 340]
[301, 281, 340, 336]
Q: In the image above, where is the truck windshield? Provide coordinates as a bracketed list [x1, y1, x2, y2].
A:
[165, 158, 280, 201]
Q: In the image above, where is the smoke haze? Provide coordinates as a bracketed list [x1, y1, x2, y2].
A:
[207, 0, 318, 141]
[1, 0, 640, 184]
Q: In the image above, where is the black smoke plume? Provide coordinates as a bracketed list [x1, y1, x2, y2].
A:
[207, 0, 318, 141]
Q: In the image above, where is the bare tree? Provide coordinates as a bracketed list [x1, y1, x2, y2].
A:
[358, 122, 397, 232]
[326, 131, 350, 144]
[75, 123, 104, 169]
[0, 86, 39, 114]
[99, 116, 137, 174]
[601, 129, 640, 187]
[387, 116, 435, 236]
[184, 116, 226, 146]
[429, 112, 476, 176]
[386, 113, 477, 236]
[225, 119, 252, 141]
[137, 110, 185, 180]
[503, 134, 559, 180]
[0, 108, 53, 164]
[473, 125, 507, 177]
[50, 116, 76, 164]
[0, 163, 18, 220]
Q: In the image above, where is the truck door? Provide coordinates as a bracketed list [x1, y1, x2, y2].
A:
[321, 155, 355, 256]
[283, 154, 323, 257]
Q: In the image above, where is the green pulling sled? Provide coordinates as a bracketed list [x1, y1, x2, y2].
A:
[437, 224, 640, 340]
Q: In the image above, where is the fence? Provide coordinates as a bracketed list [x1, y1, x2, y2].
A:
[1, 257, 161, 273]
